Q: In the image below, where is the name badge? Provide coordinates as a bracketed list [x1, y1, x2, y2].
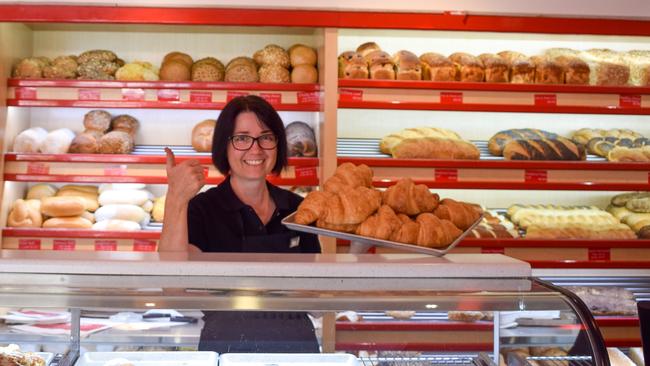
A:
[289, 236, 300, 248]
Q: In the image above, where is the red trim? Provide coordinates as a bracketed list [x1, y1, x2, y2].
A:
[527, 260, 650, 269]
[2, 5, 650, 36]
[595, 317, 640, 327]
[604, 339, 642, 347]
[338, 157, 650, 171]
[459, 238, 650, 248]
[371, 179, 650, 191]
[8, 78, 320, 91]
[3, 174, 319, 186]
[339, 101, 650, 115]
[335, 342, 492, 352]
[339, 79, 650, 94]
[5, 153, 319, 167]
[7, 99, 319, 111]
[336, 321, 492, 331]
[3, 228, 160, 239]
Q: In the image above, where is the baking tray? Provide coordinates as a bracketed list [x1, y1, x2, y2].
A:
[74, 351, 218, 366]
[219, 353, 359, 366]
[282, 211, 483, 256]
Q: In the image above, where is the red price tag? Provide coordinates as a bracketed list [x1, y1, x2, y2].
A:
[482, 247, 505, 254]
[26, 162, 50, 175]
[227, 91, 249, 102]
[648, 172, 650, 184]
[157, 89, 180, 102]
[534, 94, 557, 106]
[435, 168, 458, 182]
[122, 88, 145, 101]
[133, 239, 157, 252]
[588, 248, 610, 261]
[295, 166, 318, 179]
[260, 93, 282, 105]
[15, 87, 37, 100]
[297, 91, 320, 104]
[190, 91, 212, 103]
[78, 89, 101, 101]
[104, 165, 127, 176]
[53, 239, 76, 251]
[18, 239, 41, 250]
[440, 92, 463, 104]
[525, 169, 547, 183]
[339, 89, 363, 102]
[620, 94, 641, 108]
[95, 240, 117, 251]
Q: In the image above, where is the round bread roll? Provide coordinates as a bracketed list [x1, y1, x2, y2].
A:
[225, 61, 259, 82]
[162, 52, 193, 68]
[291, 64, 318, 83]
[43, 216, 92, 229]
[226, 56, 257, 71]
[253, 44, 290, 68]
[289, 44, 317, 67]
[259, 64, 290, 83]
[7, 199, 42, 228]
[13, 57, 49, 78]
[43, 55, 78, 79]
[41, 196, 86, 217]
[26, 183, 57, 200]
[111, 115, 139, 136]
[192, 119, 216, 152]
[39, 128, 76, 154]
[99, 131, 134, 154]
[83, 110, 112, 132]
[69, 131, 102, 154]
[13, 127, 48, 153]
[191, 58, 225, 82]
[159, 60, 191, 81]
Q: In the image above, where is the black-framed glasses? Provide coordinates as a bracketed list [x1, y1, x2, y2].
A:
[229, 133, 278, 151]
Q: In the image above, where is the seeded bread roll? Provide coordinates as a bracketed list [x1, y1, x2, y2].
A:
[253, 44, 290, 68]
[191, 57, 225, 82]
[13, 57, 50, 78]
[338, 51, 368, 79]
[225, 56, 259, 82]
[419, 52, 456, 81]
[448, 52, 485, 82]
[99, 131, 134, 154]
[478, 53, 509, 82]
[259, 64, 290, 83]
[83, 110, 112, 132]
[288, 44, 317, 67]
[43, 55, 78, 79]
[356, 42, 381, 58]
[392, 50, 421, 80]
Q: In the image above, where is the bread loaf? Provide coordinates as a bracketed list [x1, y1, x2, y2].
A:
[338, 51, 368, 79]
[623, 50, 650, 86]
[13, 57, 50, 78]
[380, 127, 462, 155]
[141, 200, 153, 213]
[41, 196, 87, 217]
[111, 115, 139, 136]
[611, 192, 650, 207]
[115, 61, 159, 81]
[92, 219, 141, 231]
[531, 56, 564, 84]
[43, 216, 92, 229]
[478, 53, 509, 82]
[608, 146, 650, 162]
[225, 56, 259, 82]
[82, 110, 111, 131]
[56, 186, 99, 212]
[26, 184, 57, 200]
[99, 131, 134, 154]
[579, 49, 630, 86]
[392, 50, 421, 80]
[419, 52, 456, 81]
[59, 184, 98, 194]
[69, 130, 102, 154]
[554, 56, 590, 84]
[448, 52, 484, 82]
[366, 51, 395, 80]
[498, 51, 534, 83]
[99, 183, 146, 193]
[503, 137, 586, 161]
[467, 223, 517, 239]
[13, 127, 48, 153]
[98, 189, 153, 206]
[525, 224, 636, 239]
[356, 42, 381, 58]
[488, 128, 559, 156]
[289, 44, 317, 67]
[39, 128, 76, 154]
[391, 137, 480, 160]
[43, 55, 78, 79]
[94, 204, 150, 227]
[7, 199, 42, 228]
[192, 119, 216, 152]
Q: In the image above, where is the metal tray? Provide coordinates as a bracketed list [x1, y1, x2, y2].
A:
[74, 351, 218, 366]
[219, 353, 359, 366]
[282, 211, 483, 256]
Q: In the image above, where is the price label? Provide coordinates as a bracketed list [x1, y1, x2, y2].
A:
[104, 165, 127, 176]
[620, 94, 641, 108]
[26, 162, 50, 175]
[534, 94, 557, 106]
[157, 89, 180, 102]
[53, 239, 76, 251]
[482, 247, 505, 254]
[435, 168, 458, 182]
[588, 248, 610, 261]
[525, 169, 547, 183]
[122, 88, 145, 101]
[260, 93, 282, 105]
[295, 166, 318, 179]
[440, 92, 463, 104]
[18, 239, 41, 250]
[339, 89, 363, 102]
[95, 240, 117, 251]
[78, 89, 101, 101]
[133, 239, 157, 252]
[190, 91, 212, 103]
[297, 91, 320, 104]
[15, 87, 37, 100]
[227, 91, 249, 102]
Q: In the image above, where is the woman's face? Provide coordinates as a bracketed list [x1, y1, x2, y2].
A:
[227, 111, 277, 181]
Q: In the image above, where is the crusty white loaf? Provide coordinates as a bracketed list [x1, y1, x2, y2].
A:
[95, 204, 150, 227]
[39, 128, 76, 154]
[13, 127, 48, 153]
[98, 189, 153, 206]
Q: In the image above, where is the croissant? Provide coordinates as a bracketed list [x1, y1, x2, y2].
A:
[389, 214, 421, 244]
[7, 199, 42, 227]
[295, 190, 333, 225]
[434, 198, 482, 230]
[323, 162, 373, 194]
[416, 213, 463, 248]
[382, 178, 439, 216]
[316, 218, 359, 233]
[356, 205, 402, 240]
[321, 186, 382, 226]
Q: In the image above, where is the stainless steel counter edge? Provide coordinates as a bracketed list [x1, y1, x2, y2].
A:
[0, 251, 531, 278]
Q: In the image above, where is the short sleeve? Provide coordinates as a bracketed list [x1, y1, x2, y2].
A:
[187, 198, 207, 252]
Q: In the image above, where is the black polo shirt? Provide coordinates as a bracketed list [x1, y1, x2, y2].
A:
[188, 176, 320, 253]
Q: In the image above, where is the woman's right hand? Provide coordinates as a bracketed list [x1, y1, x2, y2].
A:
[165, 147, 206, 204]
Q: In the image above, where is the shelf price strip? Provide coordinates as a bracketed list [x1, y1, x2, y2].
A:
[78, 89, 101, 101]
[53, 239, 76, 251]
[534, 94, 557, 106]
[620, 94, 641, 108]
[440, 92, 463, 104]
[157, 89, 180, 102]
[189, 91, 213, 103]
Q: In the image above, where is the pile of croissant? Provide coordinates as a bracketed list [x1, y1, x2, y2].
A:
[295, 163, 482, 248]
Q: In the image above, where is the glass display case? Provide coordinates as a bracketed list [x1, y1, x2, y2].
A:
[0, 252, 607, 366]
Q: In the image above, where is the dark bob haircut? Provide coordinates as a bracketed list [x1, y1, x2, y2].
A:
[212, 95, 288, 175]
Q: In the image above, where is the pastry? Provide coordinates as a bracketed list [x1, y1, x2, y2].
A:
[7, 199, 42, 228]
[434, 198, 482, 230]
[286, 121, 317, 157]
[356, 205, 403, 240]
[382, 178, 439, 216]
[323, 162, 373, 194]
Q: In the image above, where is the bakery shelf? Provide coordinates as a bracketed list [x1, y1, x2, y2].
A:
[7, 79, 321, 111]
[2, 227, 160, 251]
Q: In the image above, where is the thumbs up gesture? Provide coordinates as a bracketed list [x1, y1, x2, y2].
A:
[165, 147, 206, 203]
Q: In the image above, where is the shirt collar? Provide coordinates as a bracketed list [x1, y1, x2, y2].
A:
[217, 176, 291, 212]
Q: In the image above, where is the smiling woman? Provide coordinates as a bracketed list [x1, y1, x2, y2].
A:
[159, 95, 321, 353]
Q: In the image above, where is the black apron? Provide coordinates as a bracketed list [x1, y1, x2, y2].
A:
[198, 232, 319, 353]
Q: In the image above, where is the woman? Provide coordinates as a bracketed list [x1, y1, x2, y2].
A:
[160, 95, 321, 353]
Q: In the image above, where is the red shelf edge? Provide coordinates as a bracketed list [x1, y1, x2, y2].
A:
[604, 339, 643, 347]
[527, 260, 650, 269]
[3, 174, 319, 186]
[339, 101, 650, 115]
[335, 342, 492, 352]
[336, 321, 492, 331]
[337, 238, 650, 249]
[595, 316, 640, 327]
[371, 179, 650, 191]
[3, 228, 160, 239]
[7, 99, 320, 111]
